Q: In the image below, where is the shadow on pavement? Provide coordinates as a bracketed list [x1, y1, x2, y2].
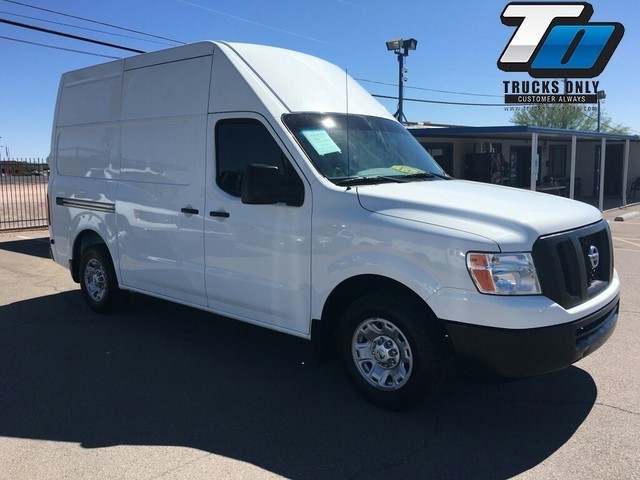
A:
[0, 291, 597, 479]
[0, 236, 50, 259]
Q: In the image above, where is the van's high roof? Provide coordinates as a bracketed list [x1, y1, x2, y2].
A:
[58, 41, 392, 120]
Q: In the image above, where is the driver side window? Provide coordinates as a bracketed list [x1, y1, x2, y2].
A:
[216, 119, 290, 197]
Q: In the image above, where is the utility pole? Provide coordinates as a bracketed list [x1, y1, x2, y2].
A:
[596, 90, 606, 132]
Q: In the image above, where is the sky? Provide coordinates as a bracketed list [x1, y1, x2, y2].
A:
[0, 0, 638, 159]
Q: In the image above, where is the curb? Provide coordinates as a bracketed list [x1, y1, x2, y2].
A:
[614, 211, 640, 222]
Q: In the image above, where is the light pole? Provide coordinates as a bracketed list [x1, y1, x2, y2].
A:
[596, 90, 606, 132]
[386, 38, 417, 123]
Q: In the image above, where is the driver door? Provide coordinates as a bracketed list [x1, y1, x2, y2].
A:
[204, 113, 312, 335]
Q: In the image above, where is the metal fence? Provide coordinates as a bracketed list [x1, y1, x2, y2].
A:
[0, 159, 49, 231]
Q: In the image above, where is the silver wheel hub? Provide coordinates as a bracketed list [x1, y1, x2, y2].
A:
[85, 258, 106, 302]
[371, 335, 400, 368]
[352, 318, 413, 391]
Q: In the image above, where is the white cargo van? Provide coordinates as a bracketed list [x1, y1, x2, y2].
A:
[48, 41, 619, 409]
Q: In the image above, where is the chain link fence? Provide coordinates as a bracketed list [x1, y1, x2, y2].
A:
[0, 159, 49, 231]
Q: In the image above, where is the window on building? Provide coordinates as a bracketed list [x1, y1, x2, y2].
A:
[549, 145, 567, 178]
[424, 142, 453, 175]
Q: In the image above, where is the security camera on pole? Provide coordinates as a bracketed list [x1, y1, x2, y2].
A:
[386, 38, 417, 123]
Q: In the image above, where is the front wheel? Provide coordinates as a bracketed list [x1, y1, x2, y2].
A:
[79, 244, 125, 313]
[339, 292, 449, 410]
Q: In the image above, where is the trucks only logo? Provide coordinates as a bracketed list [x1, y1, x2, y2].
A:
[498, 2, 623, 104]
[498, 2, 623, 77]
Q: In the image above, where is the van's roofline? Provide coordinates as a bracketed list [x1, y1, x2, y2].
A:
[124, 41, 216, 70]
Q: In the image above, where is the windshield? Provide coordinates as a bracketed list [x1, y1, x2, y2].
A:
[283, 113, 448, 186]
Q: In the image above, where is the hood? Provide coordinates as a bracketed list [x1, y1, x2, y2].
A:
[356, 180, 602, 251]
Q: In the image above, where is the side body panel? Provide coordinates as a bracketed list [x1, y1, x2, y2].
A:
[116, 55, 212, 306]
[49, 60, 124, 271]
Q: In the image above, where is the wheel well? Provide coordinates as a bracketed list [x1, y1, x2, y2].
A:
[313, 275, 441, 360]
[70, 230, 107, 283]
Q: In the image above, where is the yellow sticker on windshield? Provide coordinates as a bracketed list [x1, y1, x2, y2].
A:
[391, 165, 424, 174]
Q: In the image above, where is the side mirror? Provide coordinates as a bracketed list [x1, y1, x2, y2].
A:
[241, 164, 280, 205]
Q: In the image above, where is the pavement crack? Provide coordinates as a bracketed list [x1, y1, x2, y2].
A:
[594, 402, 640, 417]
[146, 452, 213, 480]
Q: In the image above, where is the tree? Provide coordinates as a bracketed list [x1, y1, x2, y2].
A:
[510, 104, 630, 133]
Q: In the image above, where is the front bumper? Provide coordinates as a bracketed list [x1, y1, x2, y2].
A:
[444, 295, 619, 378]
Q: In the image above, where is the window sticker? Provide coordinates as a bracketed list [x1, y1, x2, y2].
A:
[391, 165, 425, 174]
[301, 129, 341, 156]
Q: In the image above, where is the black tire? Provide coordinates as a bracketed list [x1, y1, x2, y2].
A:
[339, 291, 449, 410]
[79, 244, 125, 313]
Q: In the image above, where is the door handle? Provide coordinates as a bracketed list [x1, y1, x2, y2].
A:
[209, 211, 230, 218]
[181, 207, 199, 215]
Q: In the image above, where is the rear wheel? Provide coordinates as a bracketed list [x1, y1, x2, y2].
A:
[79, 244, 125, 313]
[339, 292, 449, 410]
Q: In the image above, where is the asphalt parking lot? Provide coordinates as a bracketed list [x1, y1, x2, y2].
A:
[0, 204, 639, 479]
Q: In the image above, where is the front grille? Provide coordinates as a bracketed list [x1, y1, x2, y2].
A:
[532, 220, 613, 309]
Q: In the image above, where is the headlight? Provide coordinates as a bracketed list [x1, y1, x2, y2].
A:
[466, 252, 541, 295]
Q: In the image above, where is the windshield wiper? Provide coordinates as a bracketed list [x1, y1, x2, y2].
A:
[334, 172, 451, 187]
[400, 172, 451, 181]
[334, 175, 406, 186]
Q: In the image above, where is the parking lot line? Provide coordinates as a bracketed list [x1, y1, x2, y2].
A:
[612, 237, 640, 248]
